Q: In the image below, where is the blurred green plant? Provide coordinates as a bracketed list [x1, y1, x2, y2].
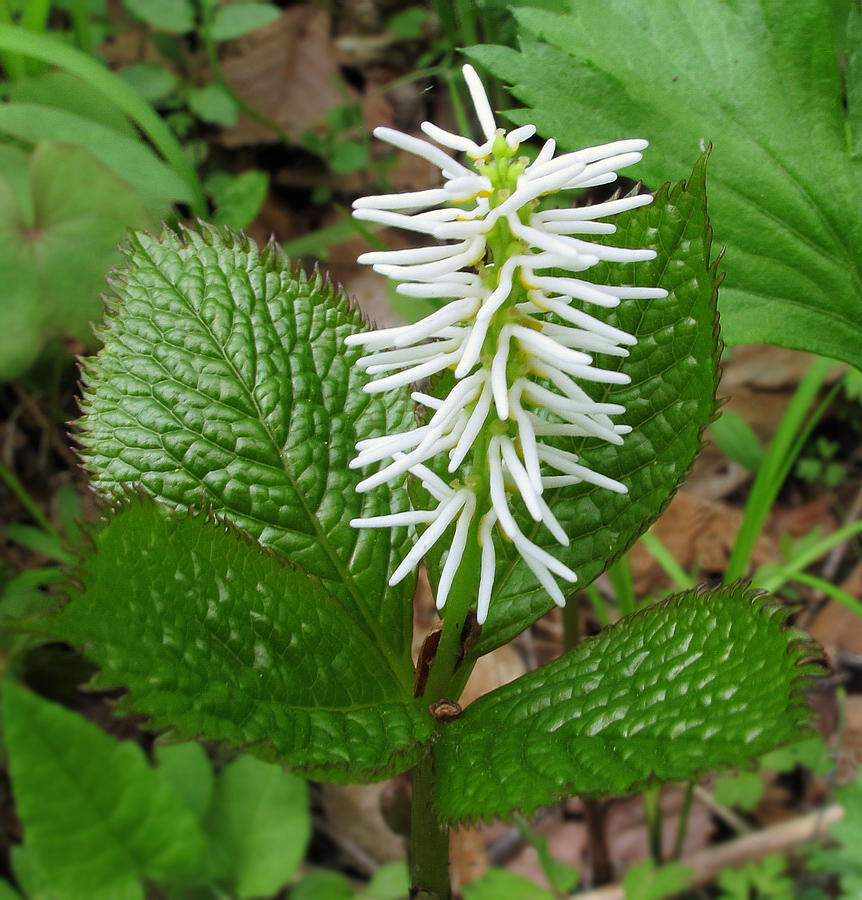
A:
[716, 855, 795, 900]
[468, 0, 862, 372]
[0, 1, 281, 380]
[2, 683, 314, 899]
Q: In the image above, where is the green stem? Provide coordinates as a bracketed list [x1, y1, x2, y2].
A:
[410, 751, 451, 900]
[562, 595, 580, 653]
[672, 783, 694, 860]
[421, 518, 482, 704]
[642, 787, 662, 863]
[409, 524, 483, 900]
[0, 25, 206, 216]
[70, 0, 91, 54]
[606, 553, 636, 616]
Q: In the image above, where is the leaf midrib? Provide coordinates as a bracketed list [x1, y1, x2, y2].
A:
[527, 6, 862, 298]
[134, 246, 400, 671]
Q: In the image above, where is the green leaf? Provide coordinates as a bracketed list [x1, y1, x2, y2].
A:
[469, 0, 862, 370]
[462, 153, 720, 654]
[433, 585, 817, 823]
[77, 224, 417, 674]
[292, 871, 356, 900]
[623, 859, 692, 900]
[0, 102, 192, 213]
[385, 8, 429, 40]
[807, 768, 862, 895]
[205, 754, 310, 898]
[712, 771, 765, 812]
[155, 742, 214, 822]
[3, 524, 73, 563]
[122, 0, 194, 32]
[208, 169, 268, 230]
[210, 3, 281, 41]
[0, 142, 151, 380]
[3, 682, 207, 899]
[46, 498, 433, 780]
[365, 862, 410, 899]
[709, 411, 764, 474]
[0, 880, 22, 900]
[462, 869, 553, 900]
[330, 139, 369, 174]
[188, 83, 238, 127]
[759, 734, 832, 775]
[118, 62, 180, 103]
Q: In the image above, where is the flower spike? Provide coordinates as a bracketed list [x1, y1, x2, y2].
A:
[348, 64, 667, 624]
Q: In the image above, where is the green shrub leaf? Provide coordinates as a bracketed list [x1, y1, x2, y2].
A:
[434, 585, 817, 823]
[462, 153, 720, 654]
[204, 754, 310, 898]
[45, 498, 432, 781]
[470, 0, 862, 369]
[210, 3, 281, 41]
[0, 142, 152, 380]
[3, 682, 207, 899]
[122, 0, 194, 33]
[78, 225, 416, 676]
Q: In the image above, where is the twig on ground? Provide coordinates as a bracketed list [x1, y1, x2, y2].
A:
[569, 803, 844, 900]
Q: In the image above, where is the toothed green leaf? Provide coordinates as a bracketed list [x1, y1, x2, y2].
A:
[77, 225, 415, 677]
[470, 0, 862, 369]
[45, 497, 433, 781]
[434, 585, 818, 824]
[4, 682, 207, 899]
[460, 152, 720, 654]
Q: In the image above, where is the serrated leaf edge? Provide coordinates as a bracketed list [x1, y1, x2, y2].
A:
[439, 583, 824, 826]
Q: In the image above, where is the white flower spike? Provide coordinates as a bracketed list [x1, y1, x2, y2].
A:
[348, 65, 667, 625]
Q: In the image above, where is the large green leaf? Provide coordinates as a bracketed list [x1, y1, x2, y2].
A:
[3, 682, 207, 899]
[469, 0, 862, 369]
[0, 102, 191, 215]
[204, 754, 310, 898]
[0, 141, 152, 380]
[465, 153, 720, 654]
[434, 585, 818, 824]
[78, 225, 416, 675]
[45, 497, 433, 781]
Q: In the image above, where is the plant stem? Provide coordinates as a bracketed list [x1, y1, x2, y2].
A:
[642, 787, 662, 862]
[672, 783, 694, 860]
[410, 751, 451, 900]
[70, 0, 91, 54]
[421, 522, 481, 704]
[583, 799, 612, 885]
[562, 595, 580, 653]
[562, 594, 613, 886]
[410, 528, 483, 900]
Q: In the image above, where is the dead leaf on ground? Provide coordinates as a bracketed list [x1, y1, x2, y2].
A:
[319, 782, 406, 872]
[808, 561, 862, 657]
[629, 492, 778, 594]
[451, 824, 488, 890]
[219, 7, 392, 147]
